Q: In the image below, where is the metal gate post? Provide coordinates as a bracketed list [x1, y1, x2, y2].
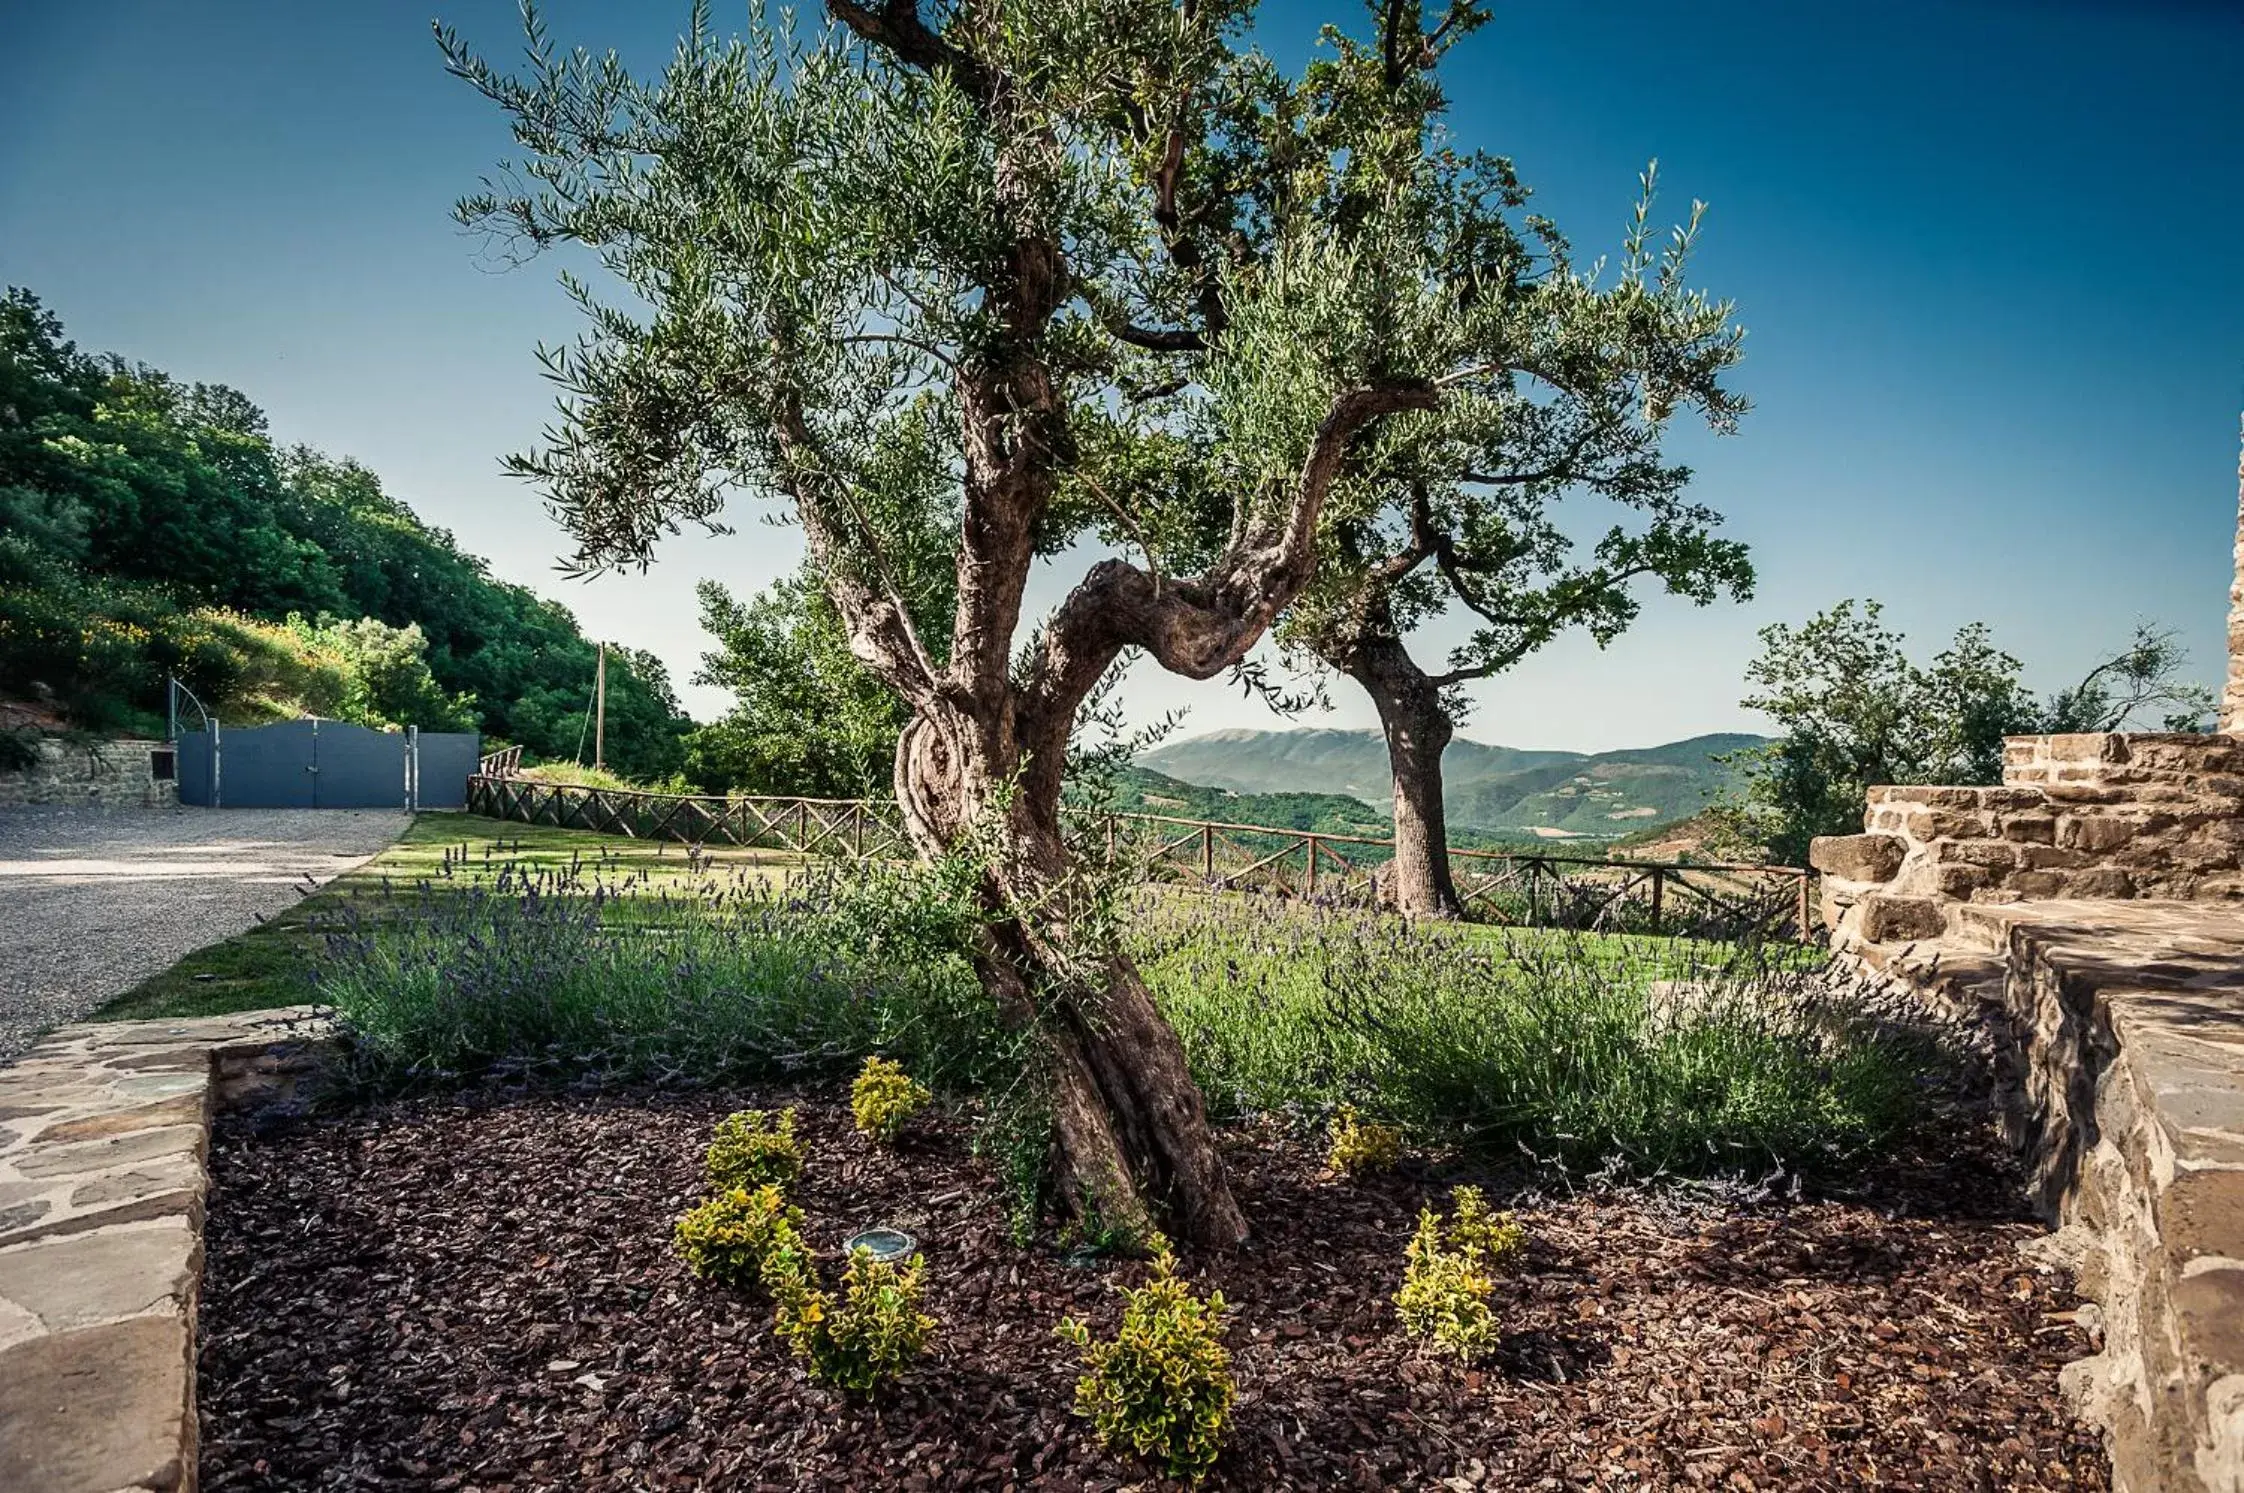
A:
[406, 726, 420, 812]
[208, 719, 222, 808]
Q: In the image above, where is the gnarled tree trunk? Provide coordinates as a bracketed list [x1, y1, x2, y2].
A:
[1342, 635, 1464, 919]
[894, 711, 1247, 1250]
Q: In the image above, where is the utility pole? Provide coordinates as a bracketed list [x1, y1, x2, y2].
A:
[594, 642, 608, 772]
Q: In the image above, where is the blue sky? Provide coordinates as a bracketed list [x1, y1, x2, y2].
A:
[3, 0, 2240, 751]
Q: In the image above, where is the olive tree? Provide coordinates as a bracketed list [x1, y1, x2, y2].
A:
[1256, 23, 1751, 917]
[440, 0, 1552, 1244]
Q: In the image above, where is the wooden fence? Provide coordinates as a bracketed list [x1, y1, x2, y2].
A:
[463, 775, 1815, 942]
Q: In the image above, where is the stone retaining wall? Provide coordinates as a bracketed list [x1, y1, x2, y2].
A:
[1814, 733, 2244, 948]
[1810, 728, 2244, 1492]
[0, 736, 179, 809]
[1961, 903, 2244, 1493]
[0, 1009, 330, 1493]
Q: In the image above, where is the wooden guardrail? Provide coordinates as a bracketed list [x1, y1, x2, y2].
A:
[464, 775, 1814, 941]
[478, 744, 524, 778]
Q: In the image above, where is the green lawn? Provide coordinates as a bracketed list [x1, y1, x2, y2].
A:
[89, 814, 804, 1023]
[93, 811, 1818, 1025]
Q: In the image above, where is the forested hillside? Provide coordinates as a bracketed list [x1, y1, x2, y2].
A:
[1140, 728, 1763, 839]
[0, 290, 690, 778]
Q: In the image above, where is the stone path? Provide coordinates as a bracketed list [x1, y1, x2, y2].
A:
[0, 806, 405, 1061]
[0, 1008, 330, 1493]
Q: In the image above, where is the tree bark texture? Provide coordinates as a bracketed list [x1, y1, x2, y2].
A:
[1344, 635, 1466, 919]
[894, 712, 1246, 1249]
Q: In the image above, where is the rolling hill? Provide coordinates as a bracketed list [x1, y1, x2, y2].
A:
[1138, 728, 1765, 840]
[1080, 765, 1545, 852]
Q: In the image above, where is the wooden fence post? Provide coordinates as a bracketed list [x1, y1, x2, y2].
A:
[1796, 873, 1812, 944]
[1305, 835, 1319, 896]
[1202, 823, 1214, 882]
[1649, 867, 1664, 935]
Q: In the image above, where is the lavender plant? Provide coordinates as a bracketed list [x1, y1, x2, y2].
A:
[1134, 897, 1925, 1177]
[312, 861, 1001, 1090]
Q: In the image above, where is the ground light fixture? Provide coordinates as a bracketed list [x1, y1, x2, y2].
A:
[843, 1227, 917, 1263]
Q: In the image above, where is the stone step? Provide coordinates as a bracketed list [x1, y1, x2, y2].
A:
[0, 1008, 331, 1493]
[1949, 901, 2033, 955]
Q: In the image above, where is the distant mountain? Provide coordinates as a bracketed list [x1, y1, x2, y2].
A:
[1085, 766, 1391, 836]
[1138, 728, 1766, 840]
[1081, 766, 1544, 853]
[1138, 727, 1577, 801]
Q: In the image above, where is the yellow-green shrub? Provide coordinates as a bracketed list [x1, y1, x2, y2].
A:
[672, 1184, 804, 1289]
[1447, 1184, 1526, 1266]
[1056, 1253, 1234, 1484]
[1325, 1104, 1404, 1175]
[706, 1108, 804, 1193]
[1394, 1185, 1524, 1362]
[769, 1245, 937, 1394]
[850, 1056, 929, 1144]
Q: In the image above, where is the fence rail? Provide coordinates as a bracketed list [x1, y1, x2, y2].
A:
[463, 775, 1814, 941]
[478, 744, 524, 778]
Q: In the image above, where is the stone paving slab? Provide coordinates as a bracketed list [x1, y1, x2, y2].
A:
[0, 1007, 330, 1493]
[1882, 897, 2244, 1493]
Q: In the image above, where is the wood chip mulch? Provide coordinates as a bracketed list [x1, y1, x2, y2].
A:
[198, 1091, 2110, 1491]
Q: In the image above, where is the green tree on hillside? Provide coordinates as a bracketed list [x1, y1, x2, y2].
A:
[0, 287, 693, 773]
[684, 566, 936, 798]
[1716, 600, 2216, 866]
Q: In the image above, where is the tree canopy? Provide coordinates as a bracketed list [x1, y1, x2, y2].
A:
[683, 566, 941, 798]
[438, 0, 1626, 1244]
[1715, 600, 2217, 866]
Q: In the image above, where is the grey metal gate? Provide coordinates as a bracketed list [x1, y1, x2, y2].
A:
[410, 730, 481, 810]
[176, 720, 480, 810]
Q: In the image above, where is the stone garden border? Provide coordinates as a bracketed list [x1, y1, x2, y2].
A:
[0, 1007, 332, 1493]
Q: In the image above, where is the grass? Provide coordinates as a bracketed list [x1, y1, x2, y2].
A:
[89, 814, 805, 1022]
[95, 812, 1929, 1181]
[1133, 897, 1920, 1176]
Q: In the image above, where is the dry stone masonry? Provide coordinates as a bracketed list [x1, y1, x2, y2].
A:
[0, 1010, 330, 1493]
[1815, 733, 2244, 949]
[0, 736, 178, 809]
[1810, 725, 2244, 1490]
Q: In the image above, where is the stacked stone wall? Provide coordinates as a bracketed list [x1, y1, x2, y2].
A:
[1812, 733, 2244, 947]
[0, 737, 177, 809]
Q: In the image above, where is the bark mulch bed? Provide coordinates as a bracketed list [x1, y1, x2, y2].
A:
[199, 1090, 2110, 1491]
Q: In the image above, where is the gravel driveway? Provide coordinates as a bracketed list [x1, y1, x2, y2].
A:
[0, 805, 407, 1063]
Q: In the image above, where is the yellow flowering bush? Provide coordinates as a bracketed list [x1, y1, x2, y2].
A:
[769, 1244, 937, 1394]
[671, 1184, 804, 1289]
[705, 1107, 805, 1194]
[1394, 1185, 1525, 1362]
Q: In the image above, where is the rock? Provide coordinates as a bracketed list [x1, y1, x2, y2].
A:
[0, 1315, 194, 1493]
[1808, 833, 1905, 883]
[1854, 893, 1946, 944]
